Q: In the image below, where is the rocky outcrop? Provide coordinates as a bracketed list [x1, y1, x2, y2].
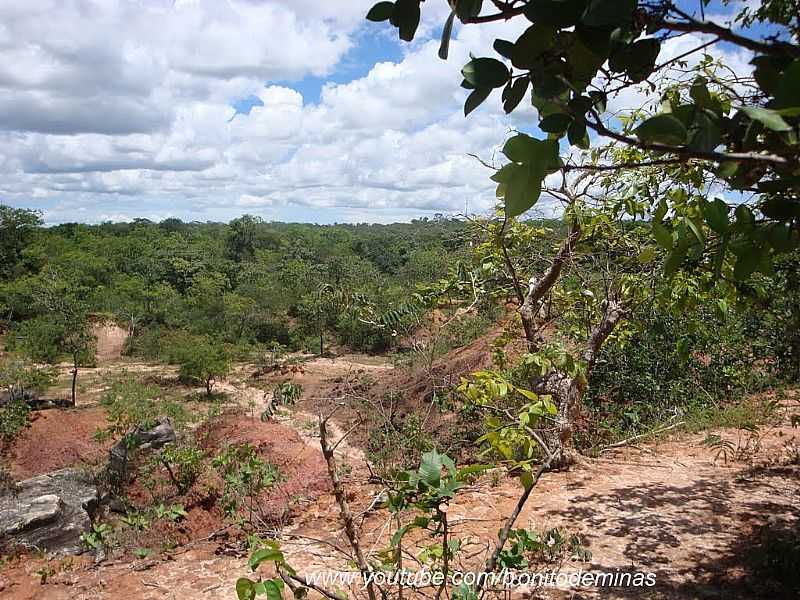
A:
[0, 468, 98, 555]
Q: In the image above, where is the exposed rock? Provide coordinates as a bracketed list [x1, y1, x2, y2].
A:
[0, 468, 98, 555]
[108, 417, 176, 482]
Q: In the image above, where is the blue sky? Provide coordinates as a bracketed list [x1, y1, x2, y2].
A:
[0, 0, 766, 224]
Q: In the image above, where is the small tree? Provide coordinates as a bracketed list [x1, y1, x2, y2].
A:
[0, 356, 57, 402]
[15, 272, 96, 407]
[176, 336, 230, 395]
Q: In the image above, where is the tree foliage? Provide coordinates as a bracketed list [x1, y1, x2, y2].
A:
[368, 0, 800, 275]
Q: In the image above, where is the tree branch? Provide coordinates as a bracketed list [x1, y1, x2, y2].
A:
[520, 221, 582, 345]
[582, 299, 626, 376]
[658, 5, 800, 59]
[319, 416, 377, 600]
[585, 115, 796, 169]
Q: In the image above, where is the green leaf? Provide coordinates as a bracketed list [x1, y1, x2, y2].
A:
[490, 163, 515, 183]
[511, 24, 556, 70]
[664, 244, 688, 276]
[493, 39, 516, 60]
[634, 114, 688, 145]
[539, 113, 572, 133]
[520, 471, 534, 490]
[652, 222, 673, 249]
[738, 106, 791, 132]
[582, 0, 635, 27]
[566, 38, 605, 91]
[734, 204, 755, 231]
[690, 77, 714, 110]
[419, 450, 445, 487]
[236, 578, 256, 600]
[567, 119, 589, 148]
[772, 59, 800, 110]
[262, 579, 285, 600]
[366, 2, 395, 22]
[766, 223, 797, 252]
[462, 57, 510, 89]
[751, 55, 783, 96]
[716, 161, 739, 179]
[623, 38, 660, 83]
[501, 134, 560, 170]
[688, 110, 721, 152]
[502, 78, 529, 113]
[734, 250, 760, 280]
[524, 0, 587, 28]
[761, 197, 800, 221]
[685, 216, 706, 245]
[438, 10, 457, 60]
[701, 198, 729, 234]
[391, 516, 430, 546]
[455, 0, 484, 22]
[392, 0, 421, 42]
[505, 163, 543, 218]
[249, 547, 284, 570]
[464, 87, 492, 116]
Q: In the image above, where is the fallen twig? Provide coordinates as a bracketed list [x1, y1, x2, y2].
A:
[600, 421, 685, 453]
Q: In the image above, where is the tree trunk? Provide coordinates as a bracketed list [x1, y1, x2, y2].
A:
[70, 362, 78, 407]
[520, 222, 582, 348]
[537, 300, 626, 466]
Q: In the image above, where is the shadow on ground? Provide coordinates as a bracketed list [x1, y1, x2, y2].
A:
[550, 463, 800, 599]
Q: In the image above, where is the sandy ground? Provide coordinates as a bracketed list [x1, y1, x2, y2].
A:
[1, 338, 798, 599]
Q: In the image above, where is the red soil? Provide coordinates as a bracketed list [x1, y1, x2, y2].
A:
[199, 411, 331, 522]
[3, 407, 111, 480]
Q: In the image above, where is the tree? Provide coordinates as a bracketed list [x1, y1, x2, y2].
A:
[226, 214, 263, 262]
[367, 0, 800, 273]
[0, 205, 42, 279]
[15, 272, 96, 407]
[176, 336, 230, 395]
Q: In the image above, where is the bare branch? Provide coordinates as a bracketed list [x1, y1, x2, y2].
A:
[319, 417, 377, 600]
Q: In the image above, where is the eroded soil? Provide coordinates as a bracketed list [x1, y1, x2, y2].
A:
[1, 341, 798, 600]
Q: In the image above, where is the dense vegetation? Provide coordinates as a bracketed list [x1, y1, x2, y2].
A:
[0, 208, 467, 361]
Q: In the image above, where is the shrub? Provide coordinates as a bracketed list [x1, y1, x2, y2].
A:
[212, 443, 280, 526]
[96, 375, 191, 440]
[173, 336, 230, 395]
[0, 400, 30, 442]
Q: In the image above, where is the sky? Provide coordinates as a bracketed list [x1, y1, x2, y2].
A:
[0, 0, 761, 225]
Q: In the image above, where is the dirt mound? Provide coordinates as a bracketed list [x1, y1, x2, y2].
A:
[92, 322, 128, 363]
[3, 407, 111, 479]
[198, 411, 331, 522]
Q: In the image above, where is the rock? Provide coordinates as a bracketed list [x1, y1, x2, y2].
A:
[0, 468, 98, 555]
[108, 416, 176, 482]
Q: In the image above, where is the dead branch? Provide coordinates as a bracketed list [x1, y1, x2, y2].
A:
[600, 421, 686, 452]
[319, 415, 378, 600]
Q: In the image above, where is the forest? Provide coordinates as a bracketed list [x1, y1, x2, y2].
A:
[1, 1, 799, 599]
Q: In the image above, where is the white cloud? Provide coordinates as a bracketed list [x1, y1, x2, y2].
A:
[0, 1, 755, 224]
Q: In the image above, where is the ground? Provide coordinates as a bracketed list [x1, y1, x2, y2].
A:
[0, 327, 798, 599]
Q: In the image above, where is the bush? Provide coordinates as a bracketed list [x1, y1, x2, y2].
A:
[173, 336, 231, 395]
[0, 399, 30, 442]
[212, 443, 281, 526]
[97, 375, 191, 440]
[582, 306, 770, 449]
